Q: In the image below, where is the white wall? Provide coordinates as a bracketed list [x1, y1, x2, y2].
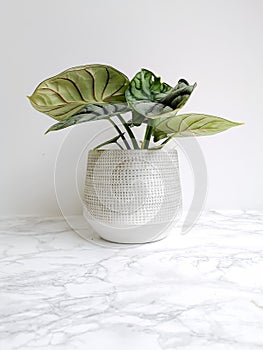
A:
[1, 0, 263, 215]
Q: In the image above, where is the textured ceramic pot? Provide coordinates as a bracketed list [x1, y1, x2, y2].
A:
[83, 149, 182, 243]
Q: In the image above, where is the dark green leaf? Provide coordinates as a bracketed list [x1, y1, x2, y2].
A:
[125, 69, 173, 124]
[125, 69, 196, 123]
[125, 68, 172, 102]
[152, 129, 168, 142]
[159, 79, 197, 110]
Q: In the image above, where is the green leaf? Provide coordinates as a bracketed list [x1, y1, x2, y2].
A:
[125, 69, 173, 124]
[155, 113, 243, 137]
[159, 79, 197, 110]
[125, 69, 196, 125]
[45, 102, 130, 133]
[126, 68, 172, 102]
[28, 64, 129, 121]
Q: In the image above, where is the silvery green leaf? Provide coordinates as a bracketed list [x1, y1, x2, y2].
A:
[125, 69, 173, 124]
[28, 64, 129, 121]
[125, 69, 172, 103]
[130, 101, 172, 117]
[125, 69, 196, 124]
[159, 79, 197, 110]
[45, 102, 130, 133]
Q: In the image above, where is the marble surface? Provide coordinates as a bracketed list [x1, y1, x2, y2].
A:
[0, 211, 263, 350]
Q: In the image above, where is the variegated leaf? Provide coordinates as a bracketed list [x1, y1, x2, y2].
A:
[125, 69, 172, 102]
[125, 69, 173, 124]
[45, 102, 130, 133]
[125, 69, 197, 128]
[159, 79, 197, 110]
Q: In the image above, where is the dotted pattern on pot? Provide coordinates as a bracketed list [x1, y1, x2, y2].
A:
[83, 149, 182, 225]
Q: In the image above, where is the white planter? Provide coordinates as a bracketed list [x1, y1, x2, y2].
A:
[83, 149, 182, 243]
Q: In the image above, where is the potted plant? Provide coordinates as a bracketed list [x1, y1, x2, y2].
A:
[28, 64, 242, 243]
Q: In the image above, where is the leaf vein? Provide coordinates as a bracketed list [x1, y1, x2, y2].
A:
[101, 68, 110, 100]
[56, 77, 87, 101]
[84, 69, 98, 102]
[38, 88, 68, 103]
[104, 80, 126, 100]
[183, 116, 208, 131]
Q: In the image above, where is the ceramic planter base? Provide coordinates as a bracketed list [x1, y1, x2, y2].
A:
[83, 207, 175, 243]
[83, 149, 182, 244]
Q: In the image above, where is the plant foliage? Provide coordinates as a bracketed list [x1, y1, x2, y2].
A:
[28, 64, 242, 150]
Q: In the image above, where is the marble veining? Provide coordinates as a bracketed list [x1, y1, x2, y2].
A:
[0, 211, 263, 350]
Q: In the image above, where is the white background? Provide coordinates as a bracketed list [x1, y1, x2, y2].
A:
[1, 0, 262, 215]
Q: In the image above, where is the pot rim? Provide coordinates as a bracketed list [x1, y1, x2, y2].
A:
[90, 148, 178, 152]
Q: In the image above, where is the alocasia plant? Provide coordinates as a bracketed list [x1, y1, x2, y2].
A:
[28, 64, 242, 150]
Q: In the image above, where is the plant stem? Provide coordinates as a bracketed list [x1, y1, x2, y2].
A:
[116, 114, 140, 149]
[160, 134, 176, 146]
[142, 123, 154, 149]
[148, 134, 177, 150]
[108, 118, 131, 149]
[93, 134, 125, 151]
[151, 134, 176, 149]
[116, 141, 124, 150]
